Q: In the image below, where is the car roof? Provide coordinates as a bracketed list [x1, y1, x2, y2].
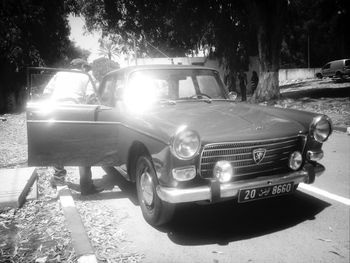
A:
[327, 59, 349, 64]
[104, 64, 219, 78]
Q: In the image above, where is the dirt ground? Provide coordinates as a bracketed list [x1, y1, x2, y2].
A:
[0, 78, 349, 262]
[0, 168, 76, 263]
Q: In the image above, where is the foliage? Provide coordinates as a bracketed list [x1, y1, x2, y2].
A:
[79, 0, 277, 100]
[98, 36, 123, 61]
[91, 57, 120, 82]
[63, 41, 91, 66]
[282, 0, 350, 68]
[79, 0, 349, 101]
[0, 0, 89, 112]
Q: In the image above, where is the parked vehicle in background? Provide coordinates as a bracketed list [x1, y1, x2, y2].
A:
[27, 65, 332, 226]
[316, 59, 350, 81]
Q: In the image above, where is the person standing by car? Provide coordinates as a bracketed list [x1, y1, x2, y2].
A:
[238, 70, 247, 101]
[45, 59, 101, 195]
[250, 70, 259, 94]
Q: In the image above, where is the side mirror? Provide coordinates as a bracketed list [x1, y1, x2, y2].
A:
[228, 91, 237, 101]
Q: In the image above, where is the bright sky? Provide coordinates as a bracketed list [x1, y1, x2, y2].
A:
[68, 14, 101, 62]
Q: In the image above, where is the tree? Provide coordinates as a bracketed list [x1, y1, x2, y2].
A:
[0, 0, 87, 112]
[282, 0, 350, 68]
[79, 0, 277, 100]
[91, 57, 120, 82]
[247, 0, 288, 102]
[98, 37, 120, 60]
[79, 0, 348, 102]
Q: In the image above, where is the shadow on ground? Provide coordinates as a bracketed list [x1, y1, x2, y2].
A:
[281, 78, 350, 100]
[68, 167, 138, 205]
[282, 86, 349, 100]
[72, 167, 331, 245]
[162, 191, 330, 245]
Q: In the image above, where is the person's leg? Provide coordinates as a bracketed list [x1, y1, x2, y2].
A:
[241, 85, 247, 101]
[50, 166, 66, 188]
[79, 166, 101, 195]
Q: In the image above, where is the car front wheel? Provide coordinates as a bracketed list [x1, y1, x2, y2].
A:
[135, 155, 175, 226]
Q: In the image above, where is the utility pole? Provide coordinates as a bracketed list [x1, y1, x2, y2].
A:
[307, 34, 310, 69]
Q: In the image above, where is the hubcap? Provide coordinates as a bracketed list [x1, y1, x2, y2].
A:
[140, 168, 154, 207]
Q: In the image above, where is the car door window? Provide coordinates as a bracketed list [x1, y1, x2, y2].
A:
[179, 77, 196, 98]
[101, 76, 116, 106]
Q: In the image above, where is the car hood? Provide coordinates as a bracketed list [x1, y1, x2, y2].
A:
[129, 101, 310, 144]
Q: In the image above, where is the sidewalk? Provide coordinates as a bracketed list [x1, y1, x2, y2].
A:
[0, 167, 37, 208]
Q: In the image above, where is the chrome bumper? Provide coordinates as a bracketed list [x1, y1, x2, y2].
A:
[156, 163, 325, 204]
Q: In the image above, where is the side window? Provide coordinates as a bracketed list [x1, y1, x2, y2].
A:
[100, 76, 116, 106]
[322, 63, 330, 70]
[179, 77, 196, 98]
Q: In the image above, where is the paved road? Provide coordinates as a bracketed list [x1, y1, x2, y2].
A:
[85, 132, 349, 263]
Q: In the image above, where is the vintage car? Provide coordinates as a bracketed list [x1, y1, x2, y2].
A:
[26, 65, 332, 226]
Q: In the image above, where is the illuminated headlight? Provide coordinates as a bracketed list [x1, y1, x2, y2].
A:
[213, 160, 233, 183]
[172, 166, 196, 181]
[172, 129, 200, 160]
[288, 151, 303, 171]
[310, 116, 332, 143]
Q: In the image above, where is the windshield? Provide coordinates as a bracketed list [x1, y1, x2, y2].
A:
[126, 69, 227, 102]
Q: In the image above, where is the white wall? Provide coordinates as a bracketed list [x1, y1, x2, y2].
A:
[279, 68, 321, 82]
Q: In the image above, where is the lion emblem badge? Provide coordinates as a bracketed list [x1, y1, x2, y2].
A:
[253, 148, 266, 164]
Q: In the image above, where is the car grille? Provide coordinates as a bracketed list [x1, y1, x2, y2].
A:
[199, 136, 306, 180]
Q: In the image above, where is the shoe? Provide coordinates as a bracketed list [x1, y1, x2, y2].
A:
[81, 185, 103, 196]
[50, 176, 66, 189]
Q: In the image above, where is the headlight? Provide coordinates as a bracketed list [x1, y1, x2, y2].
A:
[171, 129, 200, 160]
[310, 116, 332, 143]
[289, 151, 302, 170]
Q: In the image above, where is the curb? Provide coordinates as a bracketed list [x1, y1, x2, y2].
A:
[57, 186, 98, 263]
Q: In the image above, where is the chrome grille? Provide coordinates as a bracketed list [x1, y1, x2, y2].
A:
[200, 136, 305, 180]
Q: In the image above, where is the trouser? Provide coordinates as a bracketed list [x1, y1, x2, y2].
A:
[241, 85, 246, 101]
[79, 166, 94, 191]
[53, 166, 66, 179]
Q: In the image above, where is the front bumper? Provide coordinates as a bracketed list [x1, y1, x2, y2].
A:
[156, 163, 325, 204]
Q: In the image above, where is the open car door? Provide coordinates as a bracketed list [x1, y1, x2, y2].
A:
[26, 67, 120, 167]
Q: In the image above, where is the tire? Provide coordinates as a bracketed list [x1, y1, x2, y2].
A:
[135, 155, 175, 226]
[316, 73, 322, 79]
[335, 71, 344, 82]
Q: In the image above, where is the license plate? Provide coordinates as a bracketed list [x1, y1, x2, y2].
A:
[238, 182, 294, 203]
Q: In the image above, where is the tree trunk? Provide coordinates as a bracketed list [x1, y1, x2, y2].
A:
[249, 0, 288, 103]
